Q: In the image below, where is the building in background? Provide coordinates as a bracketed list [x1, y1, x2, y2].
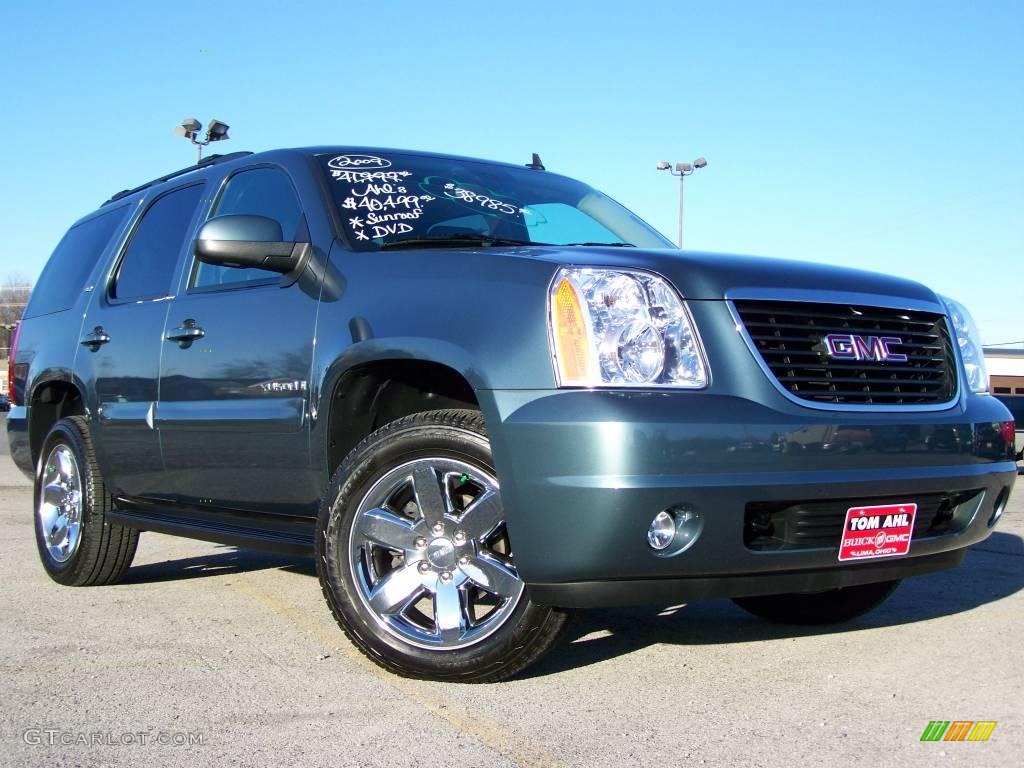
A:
[986, 348, 1024, 459]
[985, 348, 1024, 396]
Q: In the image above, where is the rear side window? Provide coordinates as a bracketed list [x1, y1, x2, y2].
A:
[191, 167, 303, 289]
[24, 205, 129, 318]
[113, 184, 204, 300]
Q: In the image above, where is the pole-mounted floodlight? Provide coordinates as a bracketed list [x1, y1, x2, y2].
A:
[175, 117, 231, 162]
[174, 117, 202, 141]
[657, 156, 708, 249]
[206, 119, 230, 141]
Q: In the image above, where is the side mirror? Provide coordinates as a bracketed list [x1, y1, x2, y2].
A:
[194, 215, 309, 274]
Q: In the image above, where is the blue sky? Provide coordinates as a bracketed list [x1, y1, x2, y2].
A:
[1, 0, 1020, 344]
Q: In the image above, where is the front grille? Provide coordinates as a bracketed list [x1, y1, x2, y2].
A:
[744, 490, 982, 551]
[733, 299, 958, 406]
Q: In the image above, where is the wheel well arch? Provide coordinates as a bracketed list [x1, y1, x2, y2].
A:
[28, 381, 86, 466]
[324, 359, 479, 472]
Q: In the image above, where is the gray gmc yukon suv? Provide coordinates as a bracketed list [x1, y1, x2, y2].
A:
[7, 147, 1017, 681]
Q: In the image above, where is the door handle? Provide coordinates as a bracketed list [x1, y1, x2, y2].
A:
[165, 319, 205, 348]
[79, 326, 111, 351]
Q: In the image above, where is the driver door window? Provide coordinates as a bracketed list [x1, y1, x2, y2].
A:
[191, 167, 303, 289]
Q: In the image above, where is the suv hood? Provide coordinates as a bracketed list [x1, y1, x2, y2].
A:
[506, 246, 942, 306]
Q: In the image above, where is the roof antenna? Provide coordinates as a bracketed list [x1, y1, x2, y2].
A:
[526, 152, 545, 171]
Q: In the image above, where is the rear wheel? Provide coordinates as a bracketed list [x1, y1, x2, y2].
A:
[34, 416, 139, 586]
[732, 580, 901, 625]
[316, 409, 574, 682]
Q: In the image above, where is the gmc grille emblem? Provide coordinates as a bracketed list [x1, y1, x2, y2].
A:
[824, 333, 908, 363]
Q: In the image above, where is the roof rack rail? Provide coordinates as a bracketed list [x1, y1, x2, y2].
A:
[102, 151, 254, 206]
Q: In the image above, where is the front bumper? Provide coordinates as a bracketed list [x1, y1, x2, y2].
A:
[482, 389, 1016, 607]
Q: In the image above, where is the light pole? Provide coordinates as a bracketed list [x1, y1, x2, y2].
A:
[175, 117, 231, 162]
[657, 157, 707, 249]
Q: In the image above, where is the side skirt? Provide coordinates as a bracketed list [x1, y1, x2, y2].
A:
[108, 497, 315, 555]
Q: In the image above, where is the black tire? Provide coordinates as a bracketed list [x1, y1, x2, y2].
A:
[315, 409, 575, 682]
[34, 416, 139, 586]
[732, 580, 901, 625]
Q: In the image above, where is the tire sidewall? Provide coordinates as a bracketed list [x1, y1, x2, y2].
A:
[316, 415, 554, 680]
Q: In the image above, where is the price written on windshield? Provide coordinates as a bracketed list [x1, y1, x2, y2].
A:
[328, 155, 535, 243]
[442, 183, 527, 217]
[329, 154, 440, 240]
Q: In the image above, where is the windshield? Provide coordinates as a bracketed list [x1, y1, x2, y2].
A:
[317, 152, 673, 251]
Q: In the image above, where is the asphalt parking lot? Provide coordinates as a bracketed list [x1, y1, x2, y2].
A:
[1, 414, 1021, 767]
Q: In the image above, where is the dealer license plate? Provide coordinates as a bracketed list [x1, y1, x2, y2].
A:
[838, 503, 917, 562]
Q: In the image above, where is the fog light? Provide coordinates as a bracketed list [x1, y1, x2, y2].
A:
[648, 510, 677, 550]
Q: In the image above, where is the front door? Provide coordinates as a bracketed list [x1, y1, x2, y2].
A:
[78, 183, 206, 498]
[154, 166, 322, 514]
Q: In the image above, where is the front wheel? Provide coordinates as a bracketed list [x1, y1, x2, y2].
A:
[315, 409, 574, 682]
[732, 580, 901, 625]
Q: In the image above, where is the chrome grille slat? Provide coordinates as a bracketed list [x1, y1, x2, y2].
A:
[738, 306, 939, 325]
[743, 321, 942, 339]
[760, 360, 946, 373]
[791, 381, 940, 388]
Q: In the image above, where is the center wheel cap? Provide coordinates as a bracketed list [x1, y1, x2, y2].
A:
[426, 538, 457, 569]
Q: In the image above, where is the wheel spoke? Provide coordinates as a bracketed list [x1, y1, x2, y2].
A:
[412, 465, 449, 528]
[367, 564, 426, 615]
[357, 507, 419, 551]
[459, 490, 503, 541]
[48, 520, 69, 549]
[461, 553, 523, 599]
[434, 579, 467, 644]
[55, 448, 75, 482]
[42, 482, 64, 508]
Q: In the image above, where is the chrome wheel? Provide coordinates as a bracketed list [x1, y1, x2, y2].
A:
[348, 457, 525, 650]
[38, 445, 84, 564]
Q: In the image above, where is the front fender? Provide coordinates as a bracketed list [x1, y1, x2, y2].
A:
[313, 241, 561, 396]
[308, 241, 568, 498]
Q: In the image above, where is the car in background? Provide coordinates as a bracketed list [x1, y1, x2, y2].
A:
[0, 393, 10, 412]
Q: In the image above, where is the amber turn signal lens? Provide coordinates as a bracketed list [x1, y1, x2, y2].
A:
[551, 277, 593, 385]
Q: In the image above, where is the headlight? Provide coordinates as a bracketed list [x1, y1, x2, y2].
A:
[940, 295, 989, 394]
[548, 267, 708, 388]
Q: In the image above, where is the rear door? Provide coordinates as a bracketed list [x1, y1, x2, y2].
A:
[153, 165, 323, 514]
[78, 183, 206, 498]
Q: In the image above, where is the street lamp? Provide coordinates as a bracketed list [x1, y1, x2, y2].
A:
[657, 156, 707, 249]
[175, 117, 231, 162]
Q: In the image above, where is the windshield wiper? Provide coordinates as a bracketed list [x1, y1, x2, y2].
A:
[563, 242, 637, 247]
[379, 234, 546, 250]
